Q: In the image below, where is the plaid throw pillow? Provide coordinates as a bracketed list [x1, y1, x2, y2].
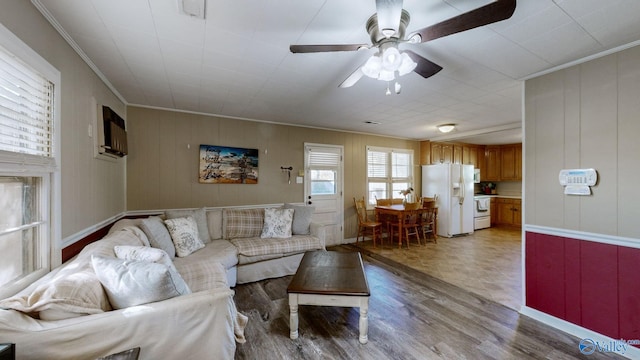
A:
[225, 208, 264, 239]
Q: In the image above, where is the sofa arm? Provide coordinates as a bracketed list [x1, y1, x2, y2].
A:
[0, 289, 244, 360]
[310, 222, 326, 248]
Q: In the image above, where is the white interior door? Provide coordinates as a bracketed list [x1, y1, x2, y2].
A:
[304, 143, 344, 247]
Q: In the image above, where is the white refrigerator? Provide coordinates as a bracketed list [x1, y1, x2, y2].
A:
[422, 164, 475, 237]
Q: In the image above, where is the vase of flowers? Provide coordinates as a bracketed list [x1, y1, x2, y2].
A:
[399, 187, 414, 204]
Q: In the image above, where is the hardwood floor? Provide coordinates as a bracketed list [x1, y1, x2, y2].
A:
[233, 245, 623, 359]
[354, 226, 522, 310]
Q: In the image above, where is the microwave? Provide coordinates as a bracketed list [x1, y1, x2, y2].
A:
[473, 169, 481, 183]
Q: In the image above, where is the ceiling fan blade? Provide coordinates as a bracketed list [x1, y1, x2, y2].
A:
[412, 0, 516, 43]
[403, 50, 443, 79]
[376, 0, 403, 38]
[339, 67, 365, 88]
[290, 44, 368, 53]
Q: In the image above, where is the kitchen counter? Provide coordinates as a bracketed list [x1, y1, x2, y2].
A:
[473, 194, 522, 199]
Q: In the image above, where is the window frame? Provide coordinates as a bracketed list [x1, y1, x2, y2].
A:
[0, 23, 61, 298]
[366, 146, 414, 208]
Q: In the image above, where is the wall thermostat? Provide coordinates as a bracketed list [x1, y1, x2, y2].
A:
[559, 168, 597, 195]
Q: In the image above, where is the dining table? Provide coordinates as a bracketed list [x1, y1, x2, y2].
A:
[374, 202, 438, 248]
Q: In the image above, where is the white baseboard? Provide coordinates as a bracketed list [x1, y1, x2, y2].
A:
[520, 306, 640, 359]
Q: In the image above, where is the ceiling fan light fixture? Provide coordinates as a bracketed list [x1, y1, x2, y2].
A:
[437, 124, 456, 133]
[378, 69, 395, 82]
[397, 52, 417, 76]
[381, 47, 402, 71]
[362, 55, 382, 78]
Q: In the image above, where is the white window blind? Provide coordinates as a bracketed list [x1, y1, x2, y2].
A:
[367, 150, 388, 178]
[366, 146, 413, 206]
[0, 45, 55, 169]
[308, 147, 341, 167]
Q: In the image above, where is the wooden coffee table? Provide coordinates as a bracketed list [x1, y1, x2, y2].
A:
[287, 250, 370, 344]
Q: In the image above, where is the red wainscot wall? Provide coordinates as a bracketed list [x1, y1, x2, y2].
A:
[525, 231, 640, 345]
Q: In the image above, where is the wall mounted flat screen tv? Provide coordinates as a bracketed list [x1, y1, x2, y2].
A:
[101, 106, 128, 157]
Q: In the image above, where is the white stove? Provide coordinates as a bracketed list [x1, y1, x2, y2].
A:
[474, 196, 491, 230]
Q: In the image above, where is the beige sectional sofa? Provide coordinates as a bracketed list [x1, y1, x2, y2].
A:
[0, 203, 324, 359]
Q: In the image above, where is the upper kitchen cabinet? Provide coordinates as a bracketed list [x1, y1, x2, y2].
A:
[500, 144, 522, 181]
[484, 145, 502, 181]
[464, 145, 483, 169]
[483, 143, 522, 181]
[421, 141, 483, 167]
[428, 142, 453, 164]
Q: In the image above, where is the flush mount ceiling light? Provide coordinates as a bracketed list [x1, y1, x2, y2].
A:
[437, 124, 456, 133]
[178, 0, 206, 19]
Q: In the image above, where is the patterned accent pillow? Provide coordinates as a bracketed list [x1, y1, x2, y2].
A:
[260, 208, 294, 239]
[164, 216, 205, 257]
[114, 245, 177, 272]
[283, 203, 315, 235]
[139, 216, 176, 259]
[91, 255, 191, 309]
[165, 208, 211, 243]
[224, 208, 264, 239]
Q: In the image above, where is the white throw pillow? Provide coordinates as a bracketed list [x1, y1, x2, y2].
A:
[114, 245, 176, 272]
[164, 216, 205, 257]
[91, 255, 191, 310]
[260, 208, 294, 238]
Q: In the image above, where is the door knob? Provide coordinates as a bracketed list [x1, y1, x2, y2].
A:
[308, 201, 312, 205]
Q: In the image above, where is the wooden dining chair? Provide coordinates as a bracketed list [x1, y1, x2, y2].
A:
[354, 197, 382, 248]
[389, 202, 423, 248]
[374, 197, 394, 242]
[420, 200, 438, 243]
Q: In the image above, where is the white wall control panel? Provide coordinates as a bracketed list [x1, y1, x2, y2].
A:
[559, 169, 597, 186]
[559, 168, 597, 195]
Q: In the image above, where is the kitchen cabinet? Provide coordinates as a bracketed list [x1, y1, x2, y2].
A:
[430, 142, 453, 164]
[483, 143, 522, 181]
[496, 198, 521, 227]
[484, 146, 501, 181]
[453, 145, 463, 164]
[420, 141, 430, 165]
[500, 144, 522, 181]
[490, 197, 497, 226]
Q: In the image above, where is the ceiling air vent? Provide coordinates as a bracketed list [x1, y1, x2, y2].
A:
[178, 0, 206, 19]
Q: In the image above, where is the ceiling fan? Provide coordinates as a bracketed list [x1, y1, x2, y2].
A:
[290, 0, 516, 94]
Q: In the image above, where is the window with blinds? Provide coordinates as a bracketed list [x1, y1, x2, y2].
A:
[0, 27, 58, 298]
[0, 45, 54, 166]
[307, 146, 341, 195]
[366, 146, 413, 206]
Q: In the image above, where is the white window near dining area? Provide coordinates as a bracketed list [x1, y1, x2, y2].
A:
[0, 23, 61, 298]
[366, 146, 413, 206]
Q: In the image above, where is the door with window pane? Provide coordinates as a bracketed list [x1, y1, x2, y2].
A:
[304, 144, 343, 246]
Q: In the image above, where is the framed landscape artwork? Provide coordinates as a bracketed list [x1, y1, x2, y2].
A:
[199, 145, 259, 184]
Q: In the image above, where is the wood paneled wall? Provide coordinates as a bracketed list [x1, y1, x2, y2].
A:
[0, 2, 127, 250]
[125, 106, 420, 240]
[526, 232, 640, 343]
[525, 45, 640, 237]
[524, 44, 640, 344]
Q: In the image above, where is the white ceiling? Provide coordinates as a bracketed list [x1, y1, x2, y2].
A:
[32, 0, 640, 143]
